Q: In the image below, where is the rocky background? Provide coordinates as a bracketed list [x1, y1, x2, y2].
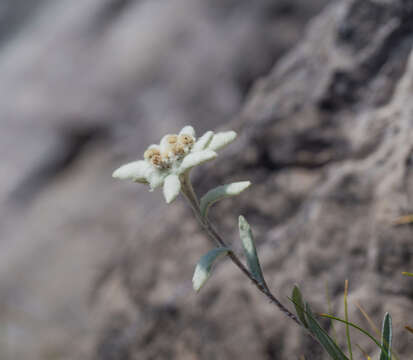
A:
[1, 0, 413, 359]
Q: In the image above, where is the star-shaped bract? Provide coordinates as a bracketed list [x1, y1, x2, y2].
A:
[112, 126, 237, 203]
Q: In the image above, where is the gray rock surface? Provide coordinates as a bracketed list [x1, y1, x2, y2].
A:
[94, 0, 413, 359]
[2, 0, 413, 358]
[0, 0, 330, 359]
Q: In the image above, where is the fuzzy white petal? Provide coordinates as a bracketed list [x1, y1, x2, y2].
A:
[112, 160, 150, 183]
[192, 131, 214, 152]
[159, 135, 173, 154]
[207, 131, 237, 151]
[147, 168, 167, 190]
[179, 150, 217, 173]
[179, 125, 196, 138]
[163, 174, 181, 204]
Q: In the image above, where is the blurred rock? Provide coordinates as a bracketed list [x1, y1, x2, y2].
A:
[0, 0, 330, 359]
[94, 0, 413, 359]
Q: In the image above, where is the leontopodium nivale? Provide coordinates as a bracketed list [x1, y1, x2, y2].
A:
[112, 125, 237, 203]
[112, 124, 368, 357]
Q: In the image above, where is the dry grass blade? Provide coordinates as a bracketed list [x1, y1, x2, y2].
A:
[392, 214, 413, 225]
[355, 344, 371, 360]
[325, 279, 338, 342]
[344, 280, 353, 360]
[405, 325, 413, 335]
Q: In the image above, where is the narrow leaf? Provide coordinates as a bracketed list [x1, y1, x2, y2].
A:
[379, 313, 392, 360]
[354, 304, 400, 360]
[292, 285, 308, 328]
[402, 272, 413, 277]
[306, 304, 349, 360]
[200, 181, 251, 218]
[238, 216, 265, 286]
[192, 247, 230, 292]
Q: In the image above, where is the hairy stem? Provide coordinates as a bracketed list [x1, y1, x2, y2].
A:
[180, 173, 301, 326]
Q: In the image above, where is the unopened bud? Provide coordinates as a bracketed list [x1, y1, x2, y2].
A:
[179, 134, 194, 146]
[144, 148, 160, 160]
[174, 143, 186, 156]
[167, 135, 178, 144]
[151, 154, 163, 167]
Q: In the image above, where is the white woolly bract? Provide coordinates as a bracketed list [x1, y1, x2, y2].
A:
[208, 131, 237, 151]
[179, 150, 217, 173]
[179, 125, 196, 138]
[163, 174, 181, 203]
[112, 160, 150, 183]
[192, 131, 214, 152]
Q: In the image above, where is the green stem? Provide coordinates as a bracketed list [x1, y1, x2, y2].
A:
[180, 172, 301, 327]
[344, 280, 353, 360]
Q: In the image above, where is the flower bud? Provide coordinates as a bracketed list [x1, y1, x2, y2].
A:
[166, 135, 178, 144]
[173, 143, 186, 156]
[144, 148, 161, 160]
[151, 154, 163, 167]
[178, 134, 194, 146]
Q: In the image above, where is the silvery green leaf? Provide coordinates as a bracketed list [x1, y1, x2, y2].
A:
[112, 160, 150, 183]
[379, 313, 392, 360]
[179, 150, 217, 173]
[238, 216, 265, 286]
[207, 131, 237, 151]
[192, 247, 230, 292]
[305, 303, 349, 360]
[163, 174, 181, 204]
[192, 131, 214, 152]
[179, 125, 196, 138]
[200, 181, 251, 218]
[291, 285, 308, 328]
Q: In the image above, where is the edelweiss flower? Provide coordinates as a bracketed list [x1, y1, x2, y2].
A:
[112, 126, 237, 203]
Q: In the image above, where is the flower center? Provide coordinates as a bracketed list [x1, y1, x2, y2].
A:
[144, 134, 195, 169]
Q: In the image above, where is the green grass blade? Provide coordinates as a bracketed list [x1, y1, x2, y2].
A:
[305, 304, 349, 360]
[320, 314, 383, 350]
[344, 280, 353, 360]
[402, 272, 413, 277]
[379, 313, 392, 360]
[292, 285, 308, 328]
